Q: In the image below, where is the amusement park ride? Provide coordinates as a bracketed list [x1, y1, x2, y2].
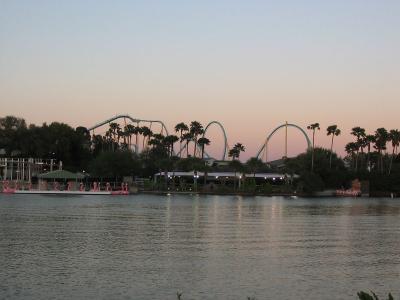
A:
[88, 114, 312, 162]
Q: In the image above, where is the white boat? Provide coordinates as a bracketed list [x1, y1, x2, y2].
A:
[2, 188, 129, 195]
[13, 190, 113, 195]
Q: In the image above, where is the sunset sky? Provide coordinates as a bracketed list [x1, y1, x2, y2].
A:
[1, 1, 399, 160]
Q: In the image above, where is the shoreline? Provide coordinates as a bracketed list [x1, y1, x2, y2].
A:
[1, 189, 398, 198]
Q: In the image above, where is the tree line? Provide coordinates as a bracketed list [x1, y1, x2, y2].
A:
[306, 122, 400, 175]
[1, 116, 400, 194]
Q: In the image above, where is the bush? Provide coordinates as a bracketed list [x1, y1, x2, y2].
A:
[358, 291, 394, 300]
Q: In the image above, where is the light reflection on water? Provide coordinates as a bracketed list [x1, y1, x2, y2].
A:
[1, 194, 400, 299]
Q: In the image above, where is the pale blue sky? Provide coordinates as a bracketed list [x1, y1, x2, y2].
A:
[1, 0, 399, 159]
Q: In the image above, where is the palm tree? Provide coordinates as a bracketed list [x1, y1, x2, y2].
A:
[197, 137, 210, 159]
[109, 122, 120, 142]
[117, 127, 124, 146]
[148, 133, 168, 157]
[141, 126, 153, 151]
[351, 127, 366, 171]
[307, 123, 320, 171]
[175, 122, 189, 158]
[164, 135, 179, 157]
[228, 143, 245, 160]
[228, 149, 245, 191]
[105, 128, 114, 151]
[229, 159, 244, 191]
[182, 132, 193, 158]
[124, 124, 135, 151]
[108, 122, 121, 151]
[388, 129, 400, 175]
[190, 121, 204, 157]
[326, 125, 341, 169]
[374, 127, 389, 173]
[149, 133, 165, 147]
[132, 126, 142, 153]
[364, 134, 375, 171]
[351, 127, 366, 145]
[345, 142, 358, 170]
[91, 134, 105, 154]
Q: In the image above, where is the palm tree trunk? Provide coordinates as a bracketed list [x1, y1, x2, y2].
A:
[329, 134, 334, 169]
[311, 131, 315, 171]
[179, 132, 183, 158]
[367, 144, 371, 171]
[389, 148, 395, 175]
[355, 151, 358, 172]
[233, 170, 236, 192]
[193, 137, 197, 157]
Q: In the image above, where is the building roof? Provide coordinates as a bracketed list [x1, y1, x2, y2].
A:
[154, 171, 294, 179]
[154, 171, 204, 177]
[38, 170, 84, 180]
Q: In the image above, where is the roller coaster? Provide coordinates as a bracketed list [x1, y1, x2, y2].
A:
[88, 115, 311, 162]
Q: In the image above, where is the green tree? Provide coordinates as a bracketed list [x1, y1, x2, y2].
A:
[286, 147, 348, 190]
[0, 116, 27, 156]
[89, 150, 140, 179]
[175, 157, 206, 172]
[246, 157, 264, 177]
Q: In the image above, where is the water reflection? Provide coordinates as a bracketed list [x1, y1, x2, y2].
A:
[1, 195, 400, 299]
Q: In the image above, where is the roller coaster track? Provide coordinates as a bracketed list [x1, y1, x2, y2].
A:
[256, 123, 311, 161]
[88, 114, 169, 135]
[89, 115, 310, 162]
[175, 120, 229, 161]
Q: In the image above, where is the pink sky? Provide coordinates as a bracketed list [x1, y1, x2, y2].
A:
[1, 1, 399, 161]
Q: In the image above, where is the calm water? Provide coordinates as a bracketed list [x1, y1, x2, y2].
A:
[1, 194, 400, 299]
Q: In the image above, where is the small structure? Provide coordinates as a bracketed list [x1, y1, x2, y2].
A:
[38, 170, 84, 191]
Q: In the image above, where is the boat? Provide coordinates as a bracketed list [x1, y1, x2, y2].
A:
[335, 189, 361, 197]
[2, 189, 129, 195]
[1, 181, 130, 195]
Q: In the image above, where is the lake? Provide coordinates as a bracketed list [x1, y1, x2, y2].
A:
[1, 194, 399, 299]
